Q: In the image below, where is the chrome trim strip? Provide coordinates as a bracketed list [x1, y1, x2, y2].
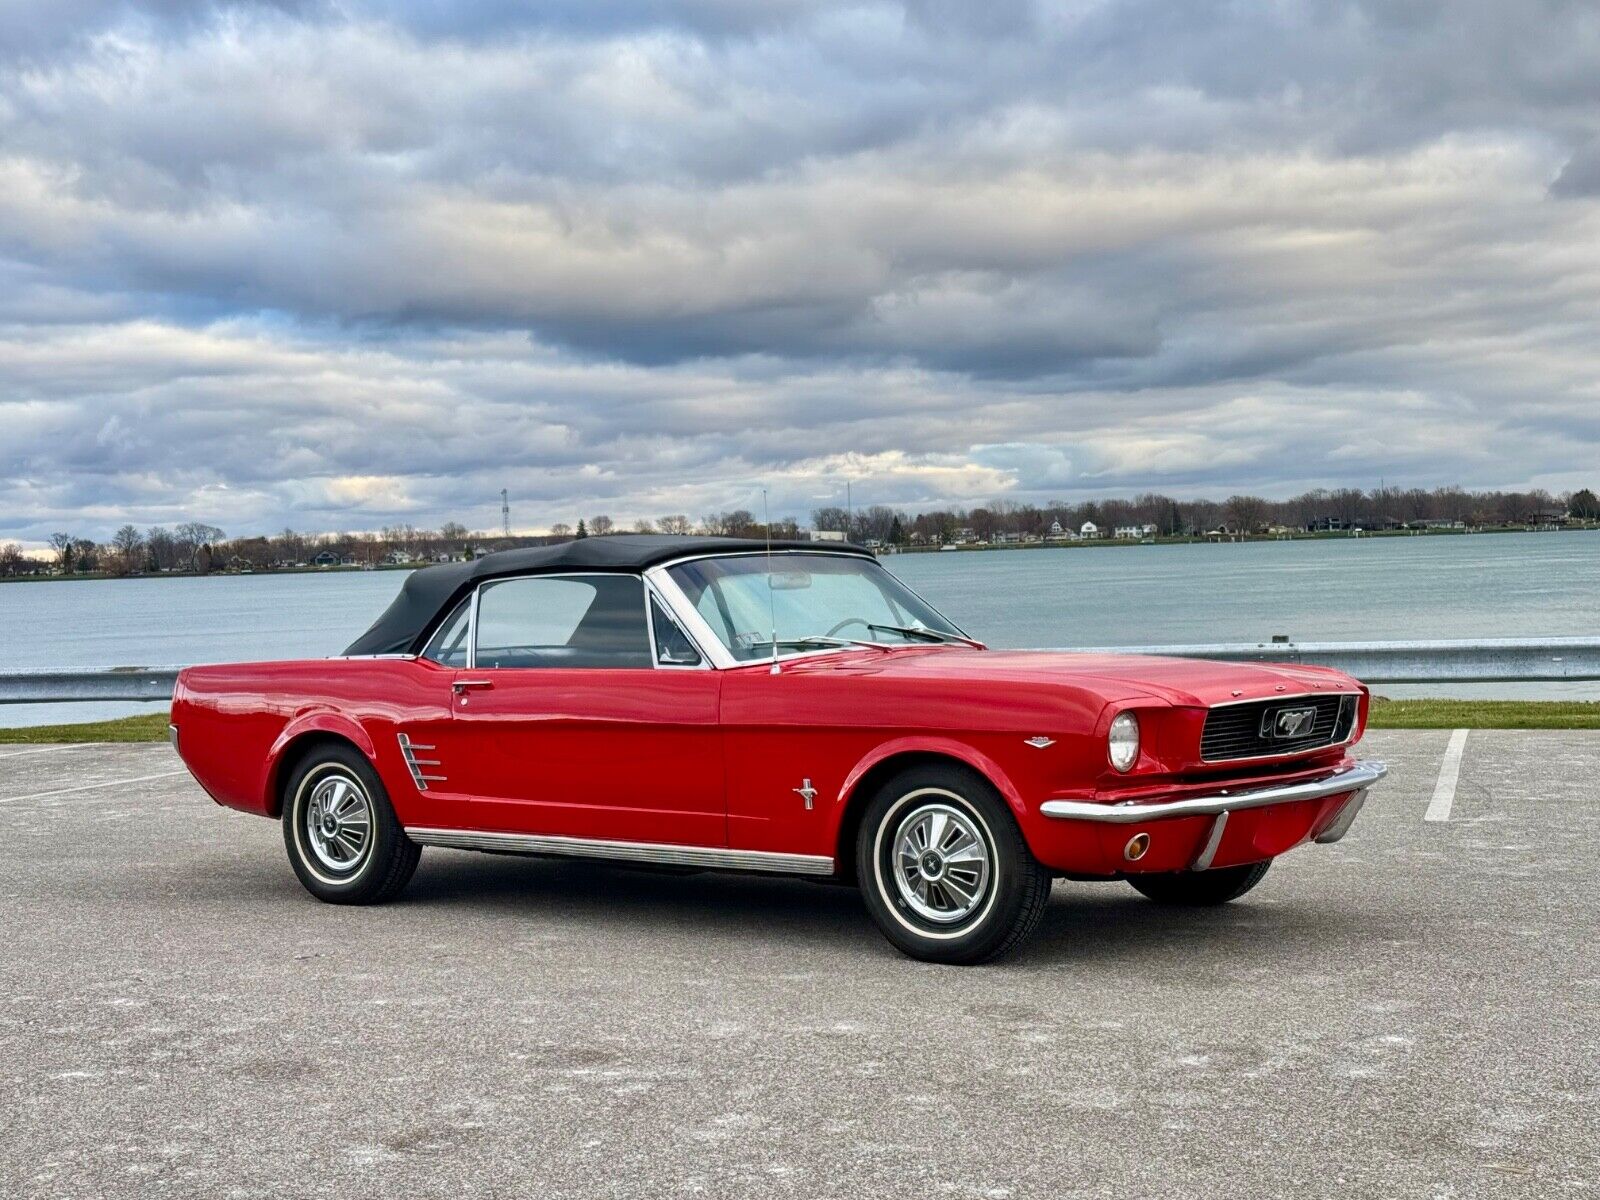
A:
[397, 733, 446, 790]
[1313, 789, 1369, 844]
[1191, 810, 1228, 870]
[404, 826, 836, 876]
[167, 723, 179, 750]
[1040, 760, 1388, 823]
[1206, 689, 1360, 709]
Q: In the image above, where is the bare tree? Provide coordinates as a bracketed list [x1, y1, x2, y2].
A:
[49, 532, 74, 571]
[111, 524, 145, 575]
[700, 510, 757, 537]
[174, 522, 225, 572]
[657, 514, 692, 535]
[811, 507, 849, 535]
[632, 518, 656, 533]
[549, 522, 573, 539]
[589, 514, 615, 536]
[1223, 495, 1268, 534]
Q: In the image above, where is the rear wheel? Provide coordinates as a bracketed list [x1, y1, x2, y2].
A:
[1126, 860, 1271, 906]
[282, 743, 420, 904]
[856, 764, 1051, 964]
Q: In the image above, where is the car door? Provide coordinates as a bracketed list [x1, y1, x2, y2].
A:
[437, 572, 726, 847]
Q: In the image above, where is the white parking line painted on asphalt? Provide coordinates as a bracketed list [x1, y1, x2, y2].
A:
[0, 770, 189, 804]
[0, 743, 113, 760]
[1426, 729, 1469, 823]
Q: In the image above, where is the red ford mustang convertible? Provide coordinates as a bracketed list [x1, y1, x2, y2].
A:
[172, 535, 1385, 963]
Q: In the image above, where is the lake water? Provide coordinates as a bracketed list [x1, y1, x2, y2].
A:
[3, 532, 1597, 726]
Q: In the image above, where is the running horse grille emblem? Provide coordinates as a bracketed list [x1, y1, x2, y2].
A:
[1262, 705, 1318, 740]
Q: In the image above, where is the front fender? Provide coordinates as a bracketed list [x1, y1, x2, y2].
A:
[837, 735, 1028, 824]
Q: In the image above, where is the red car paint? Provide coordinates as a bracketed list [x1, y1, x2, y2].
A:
[171, 645, 1370, 877]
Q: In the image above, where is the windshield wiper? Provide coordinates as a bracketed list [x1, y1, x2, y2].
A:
[865, 623, 985, 649]
[746, 635, 894, 655]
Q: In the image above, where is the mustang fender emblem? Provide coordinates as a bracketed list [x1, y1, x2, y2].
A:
[1024, 736, 1056, 749]
[793, 779, 819, 810]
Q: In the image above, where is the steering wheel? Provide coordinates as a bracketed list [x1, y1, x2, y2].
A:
[824, 617, 873, 639]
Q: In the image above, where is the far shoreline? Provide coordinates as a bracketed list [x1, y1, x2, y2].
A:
[2, 521, 1595, 584]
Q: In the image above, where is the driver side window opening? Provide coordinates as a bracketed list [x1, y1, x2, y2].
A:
[474, 575, 653, 669]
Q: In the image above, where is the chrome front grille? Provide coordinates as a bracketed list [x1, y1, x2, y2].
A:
[1200, 694, 1357, 762]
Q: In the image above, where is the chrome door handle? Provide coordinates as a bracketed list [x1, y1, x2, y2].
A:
[452, 679, 494, 693]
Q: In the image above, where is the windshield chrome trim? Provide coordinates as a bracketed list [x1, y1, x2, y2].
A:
[644, 549, 975, 672]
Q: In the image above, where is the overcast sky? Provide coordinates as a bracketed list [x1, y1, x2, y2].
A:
[2, 1, 1598, 544]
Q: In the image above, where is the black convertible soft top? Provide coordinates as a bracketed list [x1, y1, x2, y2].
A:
[342, 534, 871, 656]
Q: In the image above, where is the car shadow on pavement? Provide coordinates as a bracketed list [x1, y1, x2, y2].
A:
[388, 851, 1400, 968]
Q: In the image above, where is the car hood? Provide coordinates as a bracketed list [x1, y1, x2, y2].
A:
[781, 646, 1358, 708]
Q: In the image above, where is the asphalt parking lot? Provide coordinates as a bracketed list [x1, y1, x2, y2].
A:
[1, 730, 1596, 1199]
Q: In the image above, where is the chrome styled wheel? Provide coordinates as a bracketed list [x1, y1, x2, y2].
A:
[302, 771, 374, 875]
[857, 768, 1053, 964]
[282, 744, 420, 905]
[891, 800, 992, 924]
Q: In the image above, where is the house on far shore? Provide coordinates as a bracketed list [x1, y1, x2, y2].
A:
[1079, 521, 1101, 539]
[810, 529, 847, 542]
[1047, 520, 1078, 541]
[312, 550, 339, 567]
[1113, 523, 1158, 540]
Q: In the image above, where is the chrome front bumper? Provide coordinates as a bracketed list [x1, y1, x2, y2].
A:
[1039, 760, 1388, 827]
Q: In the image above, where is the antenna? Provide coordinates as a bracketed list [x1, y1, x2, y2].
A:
[764, 487, 780, 675]
[500, 489, 510, 538]
[846, 480, 853, 543]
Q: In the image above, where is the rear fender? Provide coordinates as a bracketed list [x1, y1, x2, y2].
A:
[264, 711, 379, 815]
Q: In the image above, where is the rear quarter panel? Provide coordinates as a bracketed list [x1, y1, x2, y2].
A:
[172, 658, 450, 819]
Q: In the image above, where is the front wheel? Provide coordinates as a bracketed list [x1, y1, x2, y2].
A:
[282, 743, 420, 904]
[856, 764, 1052, 964]
[1126, 860, 1271, 906]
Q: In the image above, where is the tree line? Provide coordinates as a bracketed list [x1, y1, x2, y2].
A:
[4, 485, 1597, 578]
[815, 485, 1600, 545]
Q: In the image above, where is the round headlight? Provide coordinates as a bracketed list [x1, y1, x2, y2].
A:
[1108, 711, 1140, 772]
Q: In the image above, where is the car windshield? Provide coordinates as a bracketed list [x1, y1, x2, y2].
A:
[665, 553, 966, 663]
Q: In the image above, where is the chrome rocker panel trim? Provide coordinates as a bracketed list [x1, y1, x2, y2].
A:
[404, 826, 836, 876]
[1039, 760, 1388, 824]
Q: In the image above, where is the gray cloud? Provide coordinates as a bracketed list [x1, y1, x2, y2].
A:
[2, 1, 1599, 545]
